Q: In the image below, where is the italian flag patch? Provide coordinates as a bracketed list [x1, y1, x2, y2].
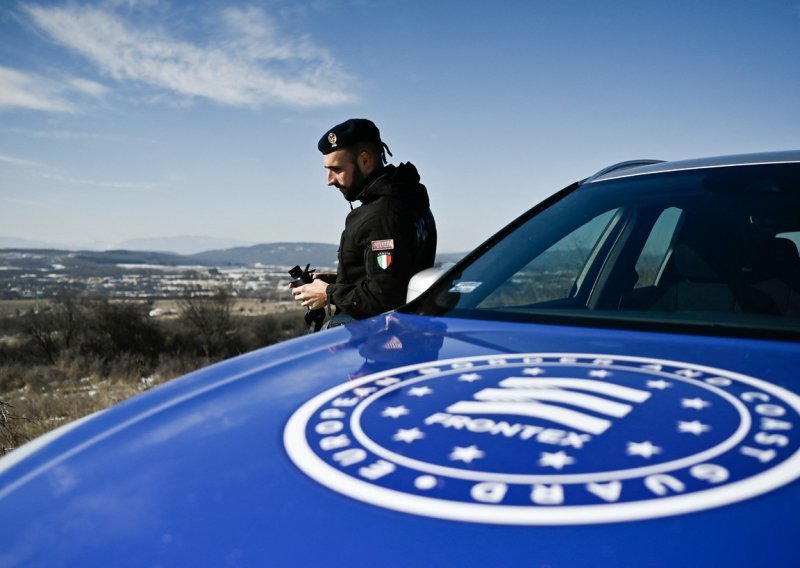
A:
[376, 251, 393, 270]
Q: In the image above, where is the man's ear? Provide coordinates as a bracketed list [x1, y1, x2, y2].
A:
[358, 149, 375, 173]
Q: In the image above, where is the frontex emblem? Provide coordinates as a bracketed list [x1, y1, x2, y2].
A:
[284, 353, 800, 525]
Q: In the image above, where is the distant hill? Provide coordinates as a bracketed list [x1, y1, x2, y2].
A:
[0, 242, 464, 271]
[71, 249, 198, 266]
[0, 249, 201, 271]
[116, 236, 254, 255]
[192, 242, 339, 268]
[0, 243, 341, 271]
[0, 236, 108, 251]
[1, 234, 465, 266]
[0, 235, 253, 254]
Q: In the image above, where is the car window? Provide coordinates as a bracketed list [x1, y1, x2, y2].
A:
[411, 163, 800, 337]
[634, 207, 683, 288]
[478, 209, 620, 308]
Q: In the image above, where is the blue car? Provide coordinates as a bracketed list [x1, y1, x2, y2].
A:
[2, 151, 799, 567]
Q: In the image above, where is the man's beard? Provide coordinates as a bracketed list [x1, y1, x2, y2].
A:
[340, 165, 366, 202]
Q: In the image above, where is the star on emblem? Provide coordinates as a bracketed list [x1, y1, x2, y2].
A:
[678, 420, 711, 435]
[626, 440, 663, 458]
[676, 369, 703, 378]
[458, 373, 482, 382]
[414, 475, 437, 490]
[523, 367, 545, 376]
[393, 428, 425, 443]
[647, 380, 672, 390]
[408, 386, 433, 397]
[681, 397, 711, 410]
[589, 369, 612, 378]
[538, 450, 575, 470]
[450, 445, 485, 463]
[353, 387, 377, 398]
[381, 405, 410, 419]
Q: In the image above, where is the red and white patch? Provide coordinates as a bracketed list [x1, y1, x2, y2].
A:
[371, 239, 395, 252]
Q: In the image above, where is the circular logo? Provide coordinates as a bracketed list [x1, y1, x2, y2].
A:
[284, 353, 800, 524]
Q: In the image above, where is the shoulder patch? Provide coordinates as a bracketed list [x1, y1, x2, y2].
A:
[371, 239, 394, 251]
[375, 252, 393, 270]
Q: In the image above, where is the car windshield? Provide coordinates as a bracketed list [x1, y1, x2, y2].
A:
[410, 162, 800, 338]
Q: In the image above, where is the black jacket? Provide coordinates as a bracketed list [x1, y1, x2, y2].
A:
[327, 162, 437, 318]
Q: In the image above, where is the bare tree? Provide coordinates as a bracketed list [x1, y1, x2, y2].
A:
[22, 291, 86, 364]
[0, 400, 23, 455]
[177, 287, 235, 361]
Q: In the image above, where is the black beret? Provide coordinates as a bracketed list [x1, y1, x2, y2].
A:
[318, 118, 382, 154]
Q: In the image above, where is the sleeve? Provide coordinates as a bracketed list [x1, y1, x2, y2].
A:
[327, 212, 418, 318]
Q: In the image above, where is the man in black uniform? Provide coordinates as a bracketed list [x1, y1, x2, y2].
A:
[291, 118, 437, 323]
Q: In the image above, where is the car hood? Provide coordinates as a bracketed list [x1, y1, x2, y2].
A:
[1, 312, 798, 567]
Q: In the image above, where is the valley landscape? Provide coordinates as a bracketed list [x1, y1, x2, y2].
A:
[0, 242, 342, 454]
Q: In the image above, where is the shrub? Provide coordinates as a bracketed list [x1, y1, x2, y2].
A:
[0, 295, 309, 453]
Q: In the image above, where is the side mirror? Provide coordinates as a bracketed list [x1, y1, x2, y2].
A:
[406, 263, 455, 303]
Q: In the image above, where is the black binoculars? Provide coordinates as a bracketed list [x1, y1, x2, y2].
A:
[288, 264, 326, 332]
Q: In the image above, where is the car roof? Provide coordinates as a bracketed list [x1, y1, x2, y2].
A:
[586, 150, 800, 183]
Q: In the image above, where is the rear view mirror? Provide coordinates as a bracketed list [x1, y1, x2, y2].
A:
[406, 263, 454, 303]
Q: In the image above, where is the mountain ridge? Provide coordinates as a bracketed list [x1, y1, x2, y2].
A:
[0, 242, 339, 270]
[0, 241, 466, 271]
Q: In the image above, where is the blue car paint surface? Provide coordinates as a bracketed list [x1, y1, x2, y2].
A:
[0, 312, 798, 567]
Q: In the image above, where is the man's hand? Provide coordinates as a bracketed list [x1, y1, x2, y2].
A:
[291, 278, 329, 310]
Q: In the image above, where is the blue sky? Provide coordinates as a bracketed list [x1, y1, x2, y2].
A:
[1, 0, 799, 253]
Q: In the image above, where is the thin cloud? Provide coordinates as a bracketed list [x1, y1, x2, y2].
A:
[0, 126, 151, 143]
[105, 0, 160, 8]
[0, 152, 45, 168]
[23, 3, 356, 108]
[0, 151, 164, 191]
[0, 65, 108, 112]
[30, 130, 127, 141]
[68, 78, 108, 97]
[34, 171, 168, 192]
[0, 66, 76, 112]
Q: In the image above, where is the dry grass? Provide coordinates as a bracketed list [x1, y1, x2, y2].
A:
[0, 299, 50, 318]
[1, 380, 142, 451]
[0, 297, 309, 455]
[0, 355, 203, 455]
